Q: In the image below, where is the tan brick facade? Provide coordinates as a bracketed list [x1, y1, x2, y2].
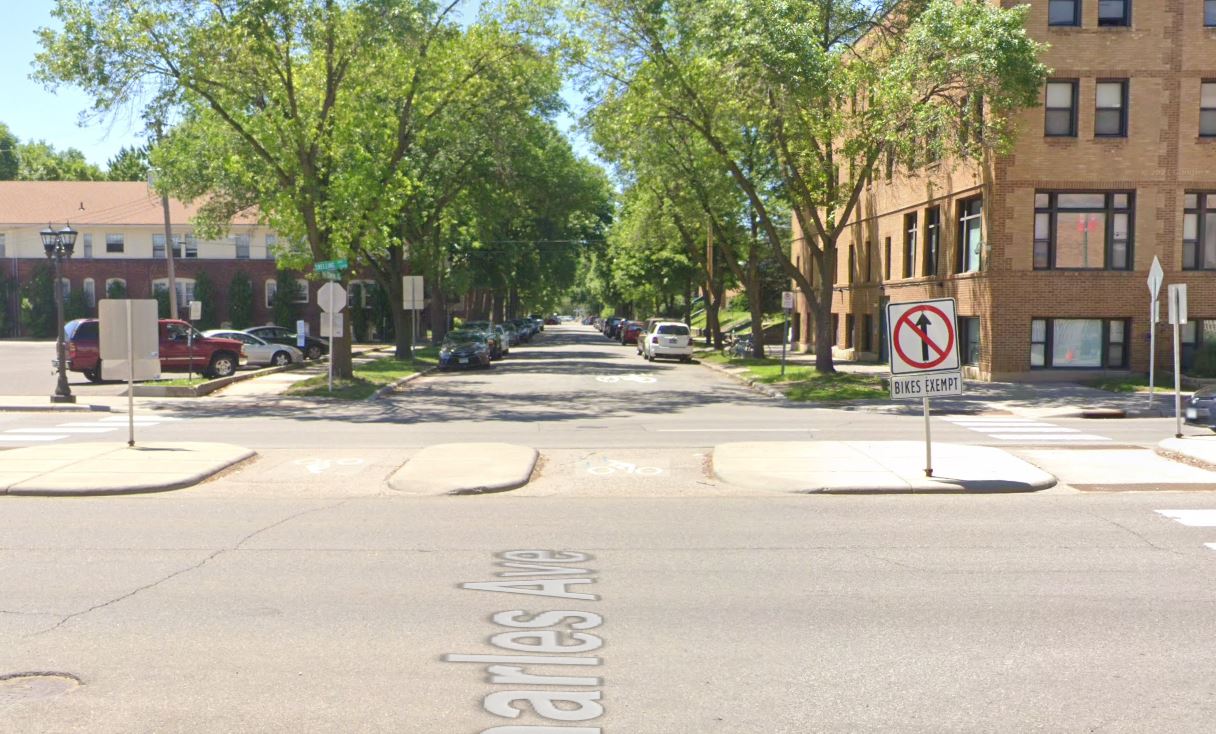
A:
[793, 0, 1216, 381]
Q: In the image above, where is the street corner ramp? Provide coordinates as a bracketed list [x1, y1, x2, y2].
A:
[0, 442, 256, 496]
[712, 441, 1056, 494]
[387, 443, 539, 496]
[1157, 436, 1216, 470]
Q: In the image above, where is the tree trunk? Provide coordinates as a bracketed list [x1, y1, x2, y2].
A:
[747, 246, 765, 359]
[813, 242, 838, 374]
[493, 291, 506, 323]
[392, 306, 414, 358]
[429, 272, 446, 345]
[684, 277, 693, 325]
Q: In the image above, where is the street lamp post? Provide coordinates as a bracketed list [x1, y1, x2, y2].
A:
[41, 224, 78, 404]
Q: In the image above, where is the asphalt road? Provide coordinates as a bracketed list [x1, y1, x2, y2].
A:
[3, 325, 1216, 731]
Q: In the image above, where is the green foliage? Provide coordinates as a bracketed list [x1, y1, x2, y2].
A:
[15, 140, 104, 180]
[1191, 343, 1216, 379]
[271, 271, 303, 329]
[191, 271, 220, 329]
[0, 122, 17, 180]
[0, 269, 14, 335]
[105, 279, 128, 299]
[285, 349, 439, 400]
[19, 262, 55, 337]
[228, 271, 254, 329]
[64, 289, 90, 321]
[106, 145, 150, 181]
[152, 284, 171, 318]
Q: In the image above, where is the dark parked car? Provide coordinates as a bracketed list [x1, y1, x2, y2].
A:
[245, 325, 329, 360]
[1185, 387, 1216, 431]
[461, 321, 504, 359]
[438, 329, 492, 370]
[604, 317, 625, 339]
[620, 321, 645, 345]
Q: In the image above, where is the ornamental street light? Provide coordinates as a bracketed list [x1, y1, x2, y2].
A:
[41, 223, 77, 404]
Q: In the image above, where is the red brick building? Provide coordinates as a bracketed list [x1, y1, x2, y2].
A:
[791, 0, 1216, 380]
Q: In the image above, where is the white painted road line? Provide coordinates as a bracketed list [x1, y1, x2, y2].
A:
[949, 421, 1057, 427]
[0, 435, 68, 442]
[1206, 543, 1216, 552]
[970, 427, 1081, 433]
[58, 422, 159, 428]
[989, 434, 1111, 442]
[653, 428, 819, 433]
[7, 427, 117, 434]
[96, 416, 180, 423]
[1157, 509, 1216, 527]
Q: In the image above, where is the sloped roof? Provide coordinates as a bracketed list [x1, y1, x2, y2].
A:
[0, 181, 261, 227]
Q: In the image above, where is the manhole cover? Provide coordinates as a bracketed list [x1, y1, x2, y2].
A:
[0, 673, 81, 704]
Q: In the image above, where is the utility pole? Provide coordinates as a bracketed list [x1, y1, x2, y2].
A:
[152, 123, 177, 319]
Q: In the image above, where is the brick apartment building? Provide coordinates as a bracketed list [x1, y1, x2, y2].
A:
[790, 0, 1216, 381]
[0, 181, 340, 336]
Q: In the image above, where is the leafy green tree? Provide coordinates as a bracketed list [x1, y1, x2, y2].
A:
[271, 271, 302, 329]
[106, 145, 150, 182]
[20, 262, 56, 338]
[191, 270, 220, 329]
[0, 269, 14, 335]
[0, 122, 18, 180]
[152, 284, 172, 318]
[573, 0, 1047, 371]
[105, 279, 128, 299]
[228, 271, 253, 329]
[16, 140, 104, 180]
[64, 289, 90, 321]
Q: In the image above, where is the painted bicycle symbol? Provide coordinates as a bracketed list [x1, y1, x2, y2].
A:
[292, 458, 365, 475]
[586, 460, 663, 476]
[595, 374, 657, 384]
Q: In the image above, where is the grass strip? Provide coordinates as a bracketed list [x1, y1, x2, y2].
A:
[286, 347, 438, 400]
[700, 351, 887, 401]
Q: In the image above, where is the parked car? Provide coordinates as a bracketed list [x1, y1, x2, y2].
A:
[438, 329, 493, 370]
[59, 318, 247, 382]
[204, 330, 303, 367]
[544, 316, 560, 326]
[529, 314, 545, 331]
[462, 321, 504, 359]
[1185, 387, 1216, 431]
[245, 325, 329, 360]
[604, 317, 625, 339]
[639, 321, 694, 362]
[493, 324, 513, 356]
[507, 319, 532, 343]
[620, 321, 645, 345]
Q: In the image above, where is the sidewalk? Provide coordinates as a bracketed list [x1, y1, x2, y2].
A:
[702, 349, 1176, 419]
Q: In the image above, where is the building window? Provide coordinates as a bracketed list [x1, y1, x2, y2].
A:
[294, 279, 310, 304]
[861, 314, 873, 352]
[958, 197, 983, 273]
[1202, 82, 1216, 137]
[883, 238, 891, 280]
[153, 278, 195, 309]
[1183, 193, 1216, 270]
[1097, 0, 1130, 26]
[1045, 81, 1078, 136]
[105, 278, 127, 298]
[847, 245, 855, 284]
[1030, 318, 1130, 368]
[903, 213, 918, 278]
[1095, 80, 1128, 136]
[960, 317, 980, 366]
[264, 280, 277, 309]
[924, 207, 940, 277]
[265, 234, 277, 259]
[1034, 192, 1133, 270]
[0, 233, 5, 258]
[83, 278, 96, 308]
[233, 234, 251, 259]
[866, 240, 876, 282]
[831, 314, 839, 347]
[1048, 0, 1080, 26]
[1207, 0, 1216, 26]
[58, 277, 71, 300]
[1182, 320, 1216, 368]
[82, 233, 92, 259]
[845, 314, 854, 349]
[105, 234, 124, 253]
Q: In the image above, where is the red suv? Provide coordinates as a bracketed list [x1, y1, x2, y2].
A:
[60, 318, 247, 382]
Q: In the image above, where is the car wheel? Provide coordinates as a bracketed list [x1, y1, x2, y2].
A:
[681, 356, 693, 363]
[208, 352, 237, 379]
[647, 352, 655, 362]
[306, 344, 323, 360]
[271, 351, 292, 367]
[84, 364, 104, 383]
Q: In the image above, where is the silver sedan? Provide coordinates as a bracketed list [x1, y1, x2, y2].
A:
[202, 330, 304, 367]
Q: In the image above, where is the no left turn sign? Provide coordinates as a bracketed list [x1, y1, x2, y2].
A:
[887, 298, 960, 375]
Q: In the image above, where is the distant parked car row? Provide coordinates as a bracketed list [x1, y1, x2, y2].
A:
[439, 316, 545, 371]
[58, 318, 330, 383]
[585, 315, 694, 363]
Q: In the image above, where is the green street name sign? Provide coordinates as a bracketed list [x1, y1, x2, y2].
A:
[314, 259, 348, 273]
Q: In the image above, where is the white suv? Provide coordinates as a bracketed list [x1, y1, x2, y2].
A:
[640, 321, 694, 362]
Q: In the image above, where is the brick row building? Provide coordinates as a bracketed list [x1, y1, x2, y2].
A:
[791, 0, 1216, 380]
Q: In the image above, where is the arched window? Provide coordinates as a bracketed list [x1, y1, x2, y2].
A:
[265, 279, 277, 309]
[83, 278, 96, 308]
[105, 278, 127, 298]
[293, 279, 309, 303]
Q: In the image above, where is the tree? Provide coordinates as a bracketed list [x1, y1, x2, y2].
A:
[191, 270, 220, 329]
[20, 263, 56, 338]
[0, 122, 18, 180]
[106, 145, 150, 181]
[572, 0, 1047, 371]
[271, 271, 303, 329]
[15, 140, 104, 180]
[106, 279, 128, 299]
[228, 271, 253, 328]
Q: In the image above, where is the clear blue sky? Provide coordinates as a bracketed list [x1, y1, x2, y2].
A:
[2, 2, 590, 170]
[0, 3, 144, 167]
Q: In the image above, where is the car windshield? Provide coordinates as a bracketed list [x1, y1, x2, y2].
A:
[445, 330, 483, 343]
[657, 324, 690, 335]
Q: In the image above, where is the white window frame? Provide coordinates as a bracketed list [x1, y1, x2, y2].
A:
[104, 278, 127, 297]
[105, 233, 124, 254]
[294, 279, 310, 304]
[265, 279, 277, 309]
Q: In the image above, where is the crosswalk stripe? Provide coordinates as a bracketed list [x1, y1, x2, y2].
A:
[949, 422, 1056, 428]
[58, 422, 159, 428]
[0, 435, 68, 442]
[971, 427, 1081, 433]
[96, 416, 180, 423]
[989, 433, 1111, 441]
[1156, 509, 1216, 527]
[6, 427, 117, 434]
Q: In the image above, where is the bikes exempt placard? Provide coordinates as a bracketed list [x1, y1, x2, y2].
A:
[886, 298, 964, 399]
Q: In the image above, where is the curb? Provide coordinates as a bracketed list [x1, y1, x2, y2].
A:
[129, 360, 306, 398]
[1, 444, 257, 497]
[0, 403, 112, 413]
[696, 358, 785, 399]
[372, 365, 439, 400]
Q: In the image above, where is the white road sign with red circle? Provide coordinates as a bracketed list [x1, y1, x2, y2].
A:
[887, 298, 960, 375]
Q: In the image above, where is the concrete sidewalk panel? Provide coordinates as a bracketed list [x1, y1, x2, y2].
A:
[0, 442, 255, 496]
[713, 441, 1056, 494]
[388, 443, 538, 495]
[1158, 436, 1216, 470]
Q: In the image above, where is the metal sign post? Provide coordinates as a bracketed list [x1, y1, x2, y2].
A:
[886, 298, 964, 478]
[403, 276, 425, 360]
[317, 281, 347, 394]
[1169, 283, 1188, 438]
[126, 301, 135, 446]
[781, 291, 794, 377]
[1147, 257, 1163, 406]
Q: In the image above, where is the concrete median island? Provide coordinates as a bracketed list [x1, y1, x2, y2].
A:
[712, 441, 1056, 494]
[388, 442, 539, 495]
[0, 442, 256, 496]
